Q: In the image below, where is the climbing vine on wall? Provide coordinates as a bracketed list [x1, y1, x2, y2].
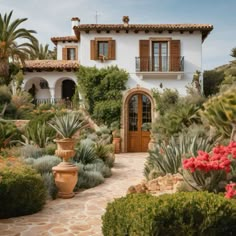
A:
[76, 66, 128, 126]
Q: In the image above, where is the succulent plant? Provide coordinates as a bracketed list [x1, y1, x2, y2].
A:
[48, 113, 87, 139]
[202, 87, 236, 140]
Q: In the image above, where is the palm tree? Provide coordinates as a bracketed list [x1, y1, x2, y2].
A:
[28, 39, 56, 60]
[0, 11, 36, 85]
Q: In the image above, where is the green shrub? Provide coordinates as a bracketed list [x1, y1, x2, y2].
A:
[23, 155, 60, 199]
[24, 155, 61, 174]
[84, 160, 112, 178]
[0, 120, 21, 151]
[0, 163, 46, 218]
[44, 143, 57, 155]
[102, 192, 236, 236]
[76, 163, 105, 189]
[20, 144, 45, 158]
[41, 172, 58, 199]
[76, 65, 128, 125]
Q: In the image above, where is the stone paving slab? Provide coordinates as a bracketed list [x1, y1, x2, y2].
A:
[0, 153, 147, 236]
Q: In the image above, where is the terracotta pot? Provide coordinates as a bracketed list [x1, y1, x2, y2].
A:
[54, 138, 75, 162]
[53, 138, 77, 198]
[52, 162, 78, 199]
[112, 137, 121, 154]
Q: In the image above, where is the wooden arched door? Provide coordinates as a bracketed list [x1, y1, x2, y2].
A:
[127, 94, 151, 152]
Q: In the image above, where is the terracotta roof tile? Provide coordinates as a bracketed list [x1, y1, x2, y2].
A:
[51, 36, 78, 45]
[75, 23, 213, 30]
[74, 23, 213, 41]
[23, 60, 79, 71]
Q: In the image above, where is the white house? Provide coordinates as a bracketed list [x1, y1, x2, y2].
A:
[22, 16, 213, 152]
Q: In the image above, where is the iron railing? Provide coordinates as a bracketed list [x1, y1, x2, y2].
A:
[135, 56, 184, 72]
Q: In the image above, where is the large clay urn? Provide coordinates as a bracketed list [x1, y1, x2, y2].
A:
[52, 138, 78, 199]
[48, 113, 87, 199]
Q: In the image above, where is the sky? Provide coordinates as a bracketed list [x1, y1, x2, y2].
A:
[1, 0, 236, 70]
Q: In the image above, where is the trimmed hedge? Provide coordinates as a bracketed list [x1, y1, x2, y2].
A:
[102, 192, 236, 236]
[0, 162, 46, 218]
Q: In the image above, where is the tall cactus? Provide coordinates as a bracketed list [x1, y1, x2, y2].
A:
[202, 88, 236, 140]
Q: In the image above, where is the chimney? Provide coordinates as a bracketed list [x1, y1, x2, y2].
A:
[71, 17, 80, 35]
[122, 16, 129, 27]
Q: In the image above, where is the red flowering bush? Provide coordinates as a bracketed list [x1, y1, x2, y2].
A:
[225, 183, 236, 199]
[183, 142, 236, 192]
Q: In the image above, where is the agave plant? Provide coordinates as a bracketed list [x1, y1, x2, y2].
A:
[48, 113, 87, 139]
[144, 133, 217, 180]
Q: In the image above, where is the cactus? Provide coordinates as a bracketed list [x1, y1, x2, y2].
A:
[202, 88, 236, 140]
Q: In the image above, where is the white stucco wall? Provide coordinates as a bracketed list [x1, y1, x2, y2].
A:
[23, 71, 77, 100]
[78, 31, 203, 95]
[57, 42, 80, 60]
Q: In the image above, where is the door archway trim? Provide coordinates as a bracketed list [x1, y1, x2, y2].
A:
[121, 87, 156, 152]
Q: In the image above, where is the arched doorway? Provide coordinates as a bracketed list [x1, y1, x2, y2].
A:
[127, 93, 152, 152]
[62, 80, 76, 100]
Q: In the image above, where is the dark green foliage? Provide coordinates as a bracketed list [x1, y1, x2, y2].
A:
[153, 88, 179, 115]
[77, 66, 128, 125]
[0, 85, 11, 104]
[152, 88, 203, 141]
[0, 119, 21, 151]
[93, 100, 121, 125]
[231, 47, 236, 58]
[24, 155, 61, 199]
[203, 70, 224, 96]
[102, 192, 236, 236]
[0, 164, 46, 218]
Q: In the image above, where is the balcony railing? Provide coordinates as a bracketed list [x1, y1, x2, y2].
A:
[135, 56, 184, 72]
[34, 98, 74, 109]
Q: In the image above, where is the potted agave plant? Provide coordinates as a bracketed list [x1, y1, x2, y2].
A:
[48, 113, 87, 198]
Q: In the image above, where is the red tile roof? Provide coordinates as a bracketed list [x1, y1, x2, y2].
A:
[74, 23, 213, 41]
[23, 60, 79, 71]
[51, 36, 78, 45]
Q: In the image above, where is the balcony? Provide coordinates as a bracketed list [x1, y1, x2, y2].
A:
[135, 56, 184, 79]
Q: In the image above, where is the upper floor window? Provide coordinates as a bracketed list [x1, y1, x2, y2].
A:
[138, 39, 182, 72]
[90, 38, 116, 61]
[98, 41, 109, 58]
[67, 48, 76, 60]
[62, 46, 78, 60]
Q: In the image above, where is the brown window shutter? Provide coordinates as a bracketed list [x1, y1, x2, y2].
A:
[90, 40, 97, 60]
[62, 48, 67, 60]
[108, 40, 116, 60]
[139, 40, 149, 71]
[170, 40, 181, 71]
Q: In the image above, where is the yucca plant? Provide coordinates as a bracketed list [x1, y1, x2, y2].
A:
[48, 113, 87, 139]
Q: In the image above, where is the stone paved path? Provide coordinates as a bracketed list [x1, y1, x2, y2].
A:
[0, 153, 147, 236]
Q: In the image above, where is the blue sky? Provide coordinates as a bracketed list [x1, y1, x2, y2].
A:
[1, 0, 235, 70]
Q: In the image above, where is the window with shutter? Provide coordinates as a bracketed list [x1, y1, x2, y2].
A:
[139, 40, 150, 71]
[62, 48, 67, 60]
[138, 39, 182, 72]
[90, 38, 116, 61]
[62, 46, 78, 60]
[170, 40, 180, 71]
